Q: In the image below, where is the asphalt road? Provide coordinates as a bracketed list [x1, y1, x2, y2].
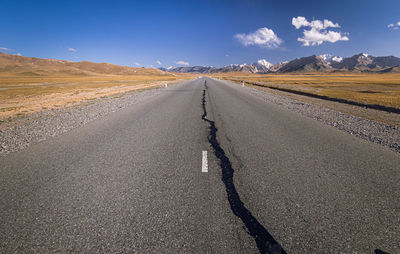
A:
[1, 77, 399, 253]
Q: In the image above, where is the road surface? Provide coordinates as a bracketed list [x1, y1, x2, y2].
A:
[1, 77, 399, 253]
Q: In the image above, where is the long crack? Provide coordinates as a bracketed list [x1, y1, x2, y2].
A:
[201, 81, 287, 254]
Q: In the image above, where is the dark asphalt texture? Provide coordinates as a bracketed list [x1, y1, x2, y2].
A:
[1, 77, 399, 253]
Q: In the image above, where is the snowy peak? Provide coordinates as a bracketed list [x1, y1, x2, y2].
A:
[318, 54, 343, 64]
[252, 59, 273, 73]
[331, 56, 343, 63]
[319, 54, 333, 63]
[254, 59, 272, 68]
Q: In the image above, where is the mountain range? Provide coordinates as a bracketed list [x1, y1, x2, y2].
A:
[1, 52, 399, 76]
[161, 53, 400, 74]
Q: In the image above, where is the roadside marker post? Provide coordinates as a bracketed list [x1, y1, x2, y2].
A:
[165, 82, 168, 88]
[242, 81, 244, 87]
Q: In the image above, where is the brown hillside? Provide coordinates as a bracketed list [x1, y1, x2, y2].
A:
[0, 52, 168, 76]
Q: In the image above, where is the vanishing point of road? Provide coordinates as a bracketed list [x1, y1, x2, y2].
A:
[1, 77, 399, 253]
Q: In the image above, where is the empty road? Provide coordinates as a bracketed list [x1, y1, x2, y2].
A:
[1, 77, 399, 253]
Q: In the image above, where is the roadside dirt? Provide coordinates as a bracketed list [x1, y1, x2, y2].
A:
[0, 80, 175, 124]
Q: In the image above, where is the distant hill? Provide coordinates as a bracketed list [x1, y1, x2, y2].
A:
[0, 52, 170, 76]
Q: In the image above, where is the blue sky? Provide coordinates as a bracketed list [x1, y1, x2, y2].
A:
[1, 0, 400, 67]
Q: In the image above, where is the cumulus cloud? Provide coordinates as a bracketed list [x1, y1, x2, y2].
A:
[292, 16, 349, 46]
[388, 21, 400, 30]
[68, 47, 77, 52]
[156, 60, 162, 65]
[292, 16, 309, 29]
[234, 27, 283, 49]
[134, 62, 140, 66]
[176, 60, 189, 66]
[16, 53, 21, 56]
[292, 17, 340, 30]
[298, 29, 349, 46]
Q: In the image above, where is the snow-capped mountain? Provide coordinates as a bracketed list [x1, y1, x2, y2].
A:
[252, 59, 273, 72]
[319, 54, 343, 64]
[330, 53, 400, 70]
[278, 55, 332, 73]
[331, 56, 343, 63]
[319, 54, 333, 63]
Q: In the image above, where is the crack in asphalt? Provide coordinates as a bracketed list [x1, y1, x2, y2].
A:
[201, 81, 287, 254]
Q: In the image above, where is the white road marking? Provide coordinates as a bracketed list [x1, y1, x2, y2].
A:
[202, 150, 208, 173]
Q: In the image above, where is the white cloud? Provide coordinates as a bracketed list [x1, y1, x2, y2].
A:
[16, 53, 21, 56]
[298, 28, 349, 46]
[292, 17, 340, 30]
[388, 21, 400, 30]
[292, 16, 348, 46]
[176, 60, 189, 66]
[134, 62, 140, 66]
[156, 60, 162, 65]
[68, 47, 77, 52]
[292, 16, 310, 29]
[0, 46, 14, 51]
[225, 54, 229, 57]
[234, 27, 283, 49]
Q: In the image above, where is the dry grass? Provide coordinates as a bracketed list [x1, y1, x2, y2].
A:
[214, 73, 400, 109]
[0, 74, 194, 121]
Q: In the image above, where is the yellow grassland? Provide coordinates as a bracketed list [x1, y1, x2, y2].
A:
[0, 73, 194, 121]
[213, 72, 400, 109]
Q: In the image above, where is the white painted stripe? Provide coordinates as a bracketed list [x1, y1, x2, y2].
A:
[202, 150, 208, 173]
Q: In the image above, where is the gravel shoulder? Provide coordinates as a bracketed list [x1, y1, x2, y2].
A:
[1, 78, 399, 156]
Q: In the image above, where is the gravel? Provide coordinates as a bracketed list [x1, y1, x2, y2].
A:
[1, 79, 399, 156]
